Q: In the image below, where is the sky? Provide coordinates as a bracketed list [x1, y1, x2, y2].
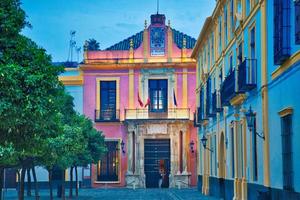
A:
[21, 0, 216, 62]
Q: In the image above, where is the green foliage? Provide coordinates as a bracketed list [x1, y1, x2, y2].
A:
[0, 142, 18, 166]
[0, 0, 28, 50]
[86, 38, 100, 51]
[0, 0, 106, 178]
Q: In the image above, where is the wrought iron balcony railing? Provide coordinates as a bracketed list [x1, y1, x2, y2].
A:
[238, 58, 257, 92]
[124, 108, 191, 120]
[95, 109, 120, 122]
[212, 90, 223, 114]
[220, 69, 236, 106]
[220, 58, 257, 106]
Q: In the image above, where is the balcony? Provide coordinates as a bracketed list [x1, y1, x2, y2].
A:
[238, 58, 257, 92]
[124, 108, 191, 120]
[193, 107, 208, 127]
[220, 69, 236, 106]
[207, 93, 216, 118]
[212, 90, 223, 114]
[95, 109, 120, 122]
[220, 58, 257, 106]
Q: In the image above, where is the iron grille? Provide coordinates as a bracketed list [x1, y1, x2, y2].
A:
[238, 58, 257, 92]
[281, 114, 294, 191]
[95, 109, 120, 122]
[274, 0, 291, 65]
[295, 0, 300, 44]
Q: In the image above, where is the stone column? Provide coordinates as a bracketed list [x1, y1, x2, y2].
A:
[241, 107, 248, 200]
[182, 125, 188, 173]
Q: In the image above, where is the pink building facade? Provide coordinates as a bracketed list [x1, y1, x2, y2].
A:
[81, 13, 198, 188]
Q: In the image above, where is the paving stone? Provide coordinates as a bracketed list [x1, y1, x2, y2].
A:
[2, 188, 220, 200]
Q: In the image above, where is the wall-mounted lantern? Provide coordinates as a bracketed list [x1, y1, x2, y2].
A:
[200, 135, 213, 152]
[121, 140, 126, 154]
[245, 106, 265, 140]
[189, 140, 195, 153]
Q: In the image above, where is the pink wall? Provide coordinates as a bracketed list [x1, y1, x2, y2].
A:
[83, 70, 129, 187]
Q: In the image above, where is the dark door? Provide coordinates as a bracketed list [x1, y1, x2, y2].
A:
[144, 139, 170, 188]
[4, 168, 17, 188]
[98, 141, 119, 182]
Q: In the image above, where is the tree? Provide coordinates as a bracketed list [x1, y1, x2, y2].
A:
[86, 38, 100, 50]
[0, 0, 29, 53]
[67, 115, 105, 198]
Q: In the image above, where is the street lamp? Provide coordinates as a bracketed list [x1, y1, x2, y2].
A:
[189, 140, 195, 153]
[200, 135, 213, 152]
[245, 106, 265, 140]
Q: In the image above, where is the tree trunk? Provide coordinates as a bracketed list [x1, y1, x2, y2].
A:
[75, 166, 78, 197]
[19, 167, 26, 200]
[16, 170, 21, 199]
[69, 167, 73, 198]
[26, 168, 31, 196]
[48, 169, 53, 200]
[0, 167, 4, 200]
[32, 167, 39, 200]
[61, 170, 65, 200]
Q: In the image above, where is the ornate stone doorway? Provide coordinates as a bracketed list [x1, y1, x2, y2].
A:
[144, 139, 170, 188]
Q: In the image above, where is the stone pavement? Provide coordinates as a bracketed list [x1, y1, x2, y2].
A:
[3, 188, 220, 200]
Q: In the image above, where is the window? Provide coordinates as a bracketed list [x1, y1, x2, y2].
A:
[208, 42, 210, 68]
[199, 87, 205, 120]
[229, 54, 233, 74]
[97, 141, 120, 182]
[149, 79, 168, 112]
[210, 136, 213, 176]
[100, 81, 116, 120]
[206, 77, 211, 116]
[211, 33, 215, 62]
[274, 0, 291, 65]
[250, 27, 256, 60]
[219, 17, 222, 55]
[225, 5, 228, 45]
[214, 135, 217, 176]
[238, 42, 243, 65]
[295, 0, 300, 44]
[230, 0, 234, 35]
[231, 125, 235, 178]
[281, 114, 293, 191]
[252, 119, 258, 181]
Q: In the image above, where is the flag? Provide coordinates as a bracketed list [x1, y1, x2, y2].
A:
[138, 92, 144, 107]
[173, 89, 178, 107]
[144, 97, 151, 108]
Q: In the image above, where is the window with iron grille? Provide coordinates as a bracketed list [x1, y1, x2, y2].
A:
[219, 17, 222, 55]
[199, 87, 204, 120]
[100, 81, 116, 120]
[274, 0, 291, 65]
[295, 0, 300, 44]
[206, 78, 211, 116]
[225, 5, 228, 45]
[230, 0, 234, 34]
[281, 114, 293, 191]
[238, 42, 243, 65]
[211, 33, 215, 62]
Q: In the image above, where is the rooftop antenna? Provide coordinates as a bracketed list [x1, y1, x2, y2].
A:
[67, 30, 76, 62]
[157, 0, 159, 14]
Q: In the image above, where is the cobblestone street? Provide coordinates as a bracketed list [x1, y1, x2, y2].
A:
[3, 188, 220, 200]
